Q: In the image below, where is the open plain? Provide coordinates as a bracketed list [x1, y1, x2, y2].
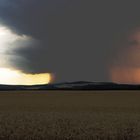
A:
[0, 90, 139, 139]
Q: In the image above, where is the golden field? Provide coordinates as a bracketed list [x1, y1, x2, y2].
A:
[0, 90, 139, 139]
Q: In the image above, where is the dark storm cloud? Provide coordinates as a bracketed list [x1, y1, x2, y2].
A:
[0, 0, 140, 82]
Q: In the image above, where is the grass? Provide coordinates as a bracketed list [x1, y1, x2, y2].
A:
[0, 91, 139, 139]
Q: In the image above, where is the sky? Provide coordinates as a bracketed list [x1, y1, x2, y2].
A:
[0, 0, 140, 84]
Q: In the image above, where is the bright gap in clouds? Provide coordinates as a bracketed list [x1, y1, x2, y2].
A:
[0, 24, 52, 85]
[0, 68, 51, 85]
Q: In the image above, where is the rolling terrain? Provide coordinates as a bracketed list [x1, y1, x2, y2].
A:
[0, 81, 140, 90]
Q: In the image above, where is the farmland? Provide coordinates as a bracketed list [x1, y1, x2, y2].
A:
[0, 91, 139, 139]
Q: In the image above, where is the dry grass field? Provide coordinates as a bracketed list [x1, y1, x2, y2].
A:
[0, 90, 140, 139]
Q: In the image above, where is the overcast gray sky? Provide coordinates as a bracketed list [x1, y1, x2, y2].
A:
[0, 0, 140, 83]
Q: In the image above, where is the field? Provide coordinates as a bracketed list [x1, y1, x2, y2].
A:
[0, 91, 140, 139]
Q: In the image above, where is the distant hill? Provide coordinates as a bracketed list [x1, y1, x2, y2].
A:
[0, 81, 140, 90]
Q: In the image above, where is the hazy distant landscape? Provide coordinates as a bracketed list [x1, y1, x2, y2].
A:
[0, 90, 139, 139]
[0, 81, 140, 90]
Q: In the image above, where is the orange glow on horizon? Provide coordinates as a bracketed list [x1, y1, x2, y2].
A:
[110, 27, 140, 84]
[110, 66, 140, 84]
[0, 68, 52, 85]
